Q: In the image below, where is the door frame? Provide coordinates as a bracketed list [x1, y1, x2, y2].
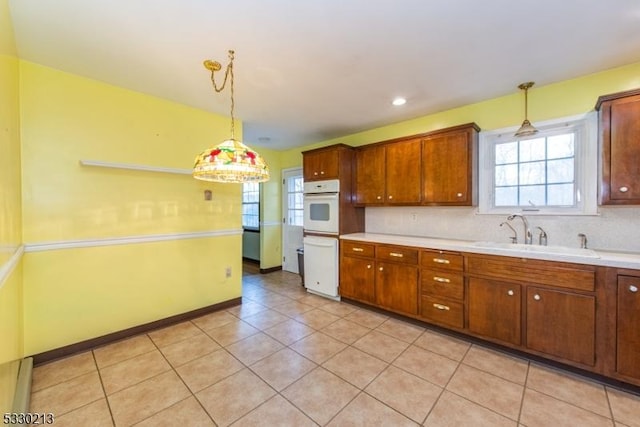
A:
[281, 167, 304, 273]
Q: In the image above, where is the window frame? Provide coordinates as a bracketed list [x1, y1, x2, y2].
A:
[478, 112, 598, 216]
[242, 182, 261, 231]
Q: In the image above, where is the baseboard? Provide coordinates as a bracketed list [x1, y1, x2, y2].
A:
[11, 357, 33, 422]
[260, 266, 282, 274]
[31, 297, 242, 366]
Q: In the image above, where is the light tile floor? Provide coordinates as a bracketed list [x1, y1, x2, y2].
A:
[29, 266, 640, 426]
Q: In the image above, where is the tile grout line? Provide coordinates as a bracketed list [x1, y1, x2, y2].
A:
[90, 349, 117, 426]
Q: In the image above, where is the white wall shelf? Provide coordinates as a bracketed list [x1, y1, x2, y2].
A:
[79, 159, 192, 175]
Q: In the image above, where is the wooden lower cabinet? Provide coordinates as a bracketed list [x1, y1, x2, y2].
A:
[376, 261, 418, 315]
[468, 278, 521, 346]
[526, 287, 596, 366]
[339, 255, 375, 303]
[340, 240, 640, 387]
[616, 275, 640, 379]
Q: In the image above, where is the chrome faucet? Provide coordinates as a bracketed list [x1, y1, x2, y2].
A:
[536, 226, 548, 246]
[507, 214, 532, 245]
[578, 233, 588, 249]
[500, 222, 518, 243]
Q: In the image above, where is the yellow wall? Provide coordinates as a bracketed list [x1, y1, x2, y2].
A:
[257, 147, 283, 269]
[23, 236, 240, 354]
[20, 62, 244, 355]
[280, 61, 640, 167]
[0, 0, 24, 412]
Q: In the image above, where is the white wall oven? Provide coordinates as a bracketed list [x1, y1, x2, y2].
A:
[303, 179, 340, 235]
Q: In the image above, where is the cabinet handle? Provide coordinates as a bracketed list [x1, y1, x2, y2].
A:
[507, 290, 514, 296]
[388, 195, 393, 200]
[619, 186, 629, 193]
[376, 195, 382, 200]
[433, 303, 450, 311]
[379, 267, 384, 271]
[351, 247, 364, 252]
[630, 285, 638, 293]
[389, 252, 404, 258]
[456, 192, 463, 197]
[314, 172, 318, 176]
[367, 264, 372, 269]
[433, 276, 450, 283]
[432, 258, 450, 264]
[533, 294, 541, 301]
[320, 171, 325, 175]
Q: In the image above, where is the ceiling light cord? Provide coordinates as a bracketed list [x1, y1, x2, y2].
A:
[205, 50, 236, 141]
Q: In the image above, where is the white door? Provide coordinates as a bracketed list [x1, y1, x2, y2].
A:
[282, 168, 304, 273]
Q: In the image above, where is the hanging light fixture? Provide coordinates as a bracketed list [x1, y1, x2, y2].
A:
[514, 81, 538, 138]
[193, 50, 270, 183]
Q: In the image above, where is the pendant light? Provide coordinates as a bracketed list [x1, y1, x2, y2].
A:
[193, 50, 270, 183]
[514, 81, 538, 138]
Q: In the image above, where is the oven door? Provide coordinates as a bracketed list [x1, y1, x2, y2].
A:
[303, 193, 339, 234]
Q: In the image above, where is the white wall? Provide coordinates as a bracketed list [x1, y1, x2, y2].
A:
[365, 206, 640, 253]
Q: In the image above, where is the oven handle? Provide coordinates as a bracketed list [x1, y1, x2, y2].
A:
[304, 237, 338, 247]
[303, 193, 339, 201]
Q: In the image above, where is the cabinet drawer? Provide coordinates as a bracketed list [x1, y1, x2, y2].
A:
[466, 254, 595, 292]
[421, 269, 464, 300]
[377, 245, 418, 264]
[342, 241, 375, 258]
[420, 296, 464, 329]
[420, 250, 463, 271]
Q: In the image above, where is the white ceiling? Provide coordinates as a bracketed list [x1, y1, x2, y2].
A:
[8, 0, 640, 150]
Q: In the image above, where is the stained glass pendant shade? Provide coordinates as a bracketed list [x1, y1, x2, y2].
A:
[193, 50, 270, 183]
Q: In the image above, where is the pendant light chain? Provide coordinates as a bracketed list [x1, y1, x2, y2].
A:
[207, 50, 236, 140]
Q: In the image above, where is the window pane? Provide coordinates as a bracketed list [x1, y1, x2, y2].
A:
[519, 161, 545, 185]
[547, 158, 574, 183]
[519, 185, 546, 206]
[495, 186, 518, 206]
[495, 164, 518, 186]
[289, 210, 303, 226]
[519, 138, 546, 162]
[547, 134, 574, 159]
[495, 142, 517, 165]
[547, 183, 574, 205]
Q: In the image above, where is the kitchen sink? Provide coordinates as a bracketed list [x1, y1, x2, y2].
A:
[471, 241, 600, 258]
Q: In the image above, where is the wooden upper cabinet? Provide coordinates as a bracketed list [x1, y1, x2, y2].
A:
[596, 89, 640, 204]
[386, 138, 422, 204]
[355, 145, 386, 204]
[355, 137, 421, 205]
[303, 147, 341, 181]
[421, 123, 479, 205]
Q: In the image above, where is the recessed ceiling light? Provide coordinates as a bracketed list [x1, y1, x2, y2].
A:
[392, 97, 407, 106]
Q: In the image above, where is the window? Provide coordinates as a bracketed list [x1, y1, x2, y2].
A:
[286, 176, 304, 226]
[242, 182, 260, 229]
[479, 113, 597, 215]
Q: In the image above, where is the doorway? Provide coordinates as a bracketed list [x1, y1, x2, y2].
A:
[282, 168, 304, 274]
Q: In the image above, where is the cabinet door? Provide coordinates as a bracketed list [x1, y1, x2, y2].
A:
[600, 92, 640, 204]
[303, 150, 339, 181]
[526, 287, 595, 366]
[617, 276, 640, 379]
[339, 256, 375, 303]
[422, 129, 473, 205]
[468, 278, 521, 346]
[375, 261, 418, 315]
[355, 145, 385, 204]
[385, 138, 422, 204]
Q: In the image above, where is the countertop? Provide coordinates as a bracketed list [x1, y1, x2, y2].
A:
[340, 232, 640, 270]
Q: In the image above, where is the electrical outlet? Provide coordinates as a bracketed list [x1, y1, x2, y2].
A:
[225, 267, 232, 278]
